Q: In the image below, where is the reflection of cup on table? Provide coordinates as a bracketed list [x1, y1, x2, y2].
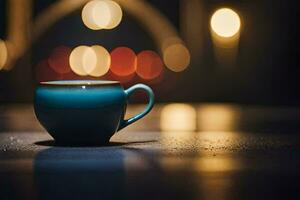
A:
[34, 80, 154, 145]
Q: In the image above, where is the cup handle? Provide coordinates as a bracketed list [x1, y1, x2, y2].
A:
[118, 84, 155, 131]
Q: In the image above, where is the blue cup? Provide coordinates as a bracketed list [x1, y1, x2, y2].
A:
[34, 80, 154, 145]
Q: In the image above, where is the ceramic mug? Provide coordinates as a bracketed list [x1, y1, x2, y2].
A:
[34, 80, 154, 145]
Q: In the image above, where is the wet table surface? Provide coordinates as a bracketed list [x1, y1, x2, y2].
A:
[1, 103, 300, 200]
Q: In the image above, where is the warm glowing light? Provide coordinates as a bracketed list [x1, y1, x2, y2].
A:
[136, 50, 163, 80]
[161, 104, 196, 131]
[106, 71, 135, 84]
[82, 47, 97, 74]
[196, 155, 240, 172]
[35, 60, 59, 82]
[87, 45, 111, 77]
[81, 0, 102, 30]
[81, 0, 122, 30]
[110, 47, 137, 76]
[161, 37, 182, 51]
[100, 0, 123, 29]
[48, 46, 72, 74]
[90, 0, 111, 29]
[198, 104, 240, 131]
[0, 39, 8, 70]
[210, 8, 241, 38]
[69, 45, 97, 76]
[163, 43, 190, 72]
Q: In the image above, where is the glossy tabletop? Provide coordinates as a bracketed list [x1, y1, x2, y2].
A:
[1, 103, 300, 200]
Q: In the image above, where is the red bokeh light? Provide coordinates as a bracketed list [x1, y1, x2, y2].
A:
[143, 68, 164, 85]
[48, 46, 72, 74]
[136, 50, 163, 80]
[110, 47, 137, 76]
[35, 60, 60, 82]
[104, 70, 135, 84]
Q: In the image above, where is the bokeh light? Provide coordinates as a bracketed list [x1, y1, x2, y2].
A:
[196, 154, 239, 172]
[82, 47, 97, 74]
[81, 0, 122, 30]
[163, 43, 190, 72]
[136, 50, 163, 80]
[81, 0, 102, 30]
[161, 37, 183, 52]
[106, 71, 135, 85]
[69, 45, 97, 76]
[110, 47, 137, 76]
[48, 46, 72, 74]
[35, 60, 59, 82]
[0, 39, 8, 70]
[160, 103, 196, 131]
[98, 0, 122, 29]
[88, 0, 111, 29]
[87, 45, 111, 77]
[198, 104, 241, 131]
[210, 8, 241, 38]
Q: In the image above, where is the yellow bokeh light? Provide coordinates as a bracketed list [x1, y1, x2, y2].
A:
[160, 103, 196, 131]
[101, 0, 122, 29]
[87, 45, 111, 77]
[163, 43, 191, 72]
[196, 155, 240, 172]
[91, 0, 111, 29]
[0, 39, 8, 70]
[82, 0, 103, 30]
[82, 47, 97, 74]
[81, 0, 122, 30]
[210, 8, 241, 38]
[70, 45, 97, 76]
[198, 104, 240, 131]
[161, 37, 182, 52]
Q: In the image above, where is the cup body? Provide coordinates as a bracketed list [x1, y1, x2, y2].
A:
[34, 80, 126, 145]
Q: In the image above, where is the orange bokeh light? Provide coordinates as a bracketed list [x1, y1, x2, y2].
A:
[110, 47, 137, 76]
[136, 50, 163, 80]
[48, 46, 72, 74]
[104, 70, 135, 84]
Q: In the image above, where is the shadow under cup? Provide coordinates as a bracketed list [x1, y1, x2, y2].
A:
[34, 80, 154, 145]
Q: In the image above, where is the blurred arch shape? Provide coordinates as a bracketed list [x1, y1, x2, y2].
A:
[0, 39, 8, 70]
[33, 0, 190, 71]
[2, 0, 190, 73]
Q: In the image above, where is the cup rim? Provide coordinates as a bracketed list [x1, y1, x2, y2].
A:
[39, 80, 120, 87]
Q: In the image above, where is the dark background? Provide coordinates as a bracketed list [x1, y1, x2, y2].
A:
[0, 0, 298, 105]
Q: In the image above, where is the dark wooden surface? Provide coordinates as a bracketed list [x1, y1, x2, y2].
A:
[1, 103, 300, 200]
